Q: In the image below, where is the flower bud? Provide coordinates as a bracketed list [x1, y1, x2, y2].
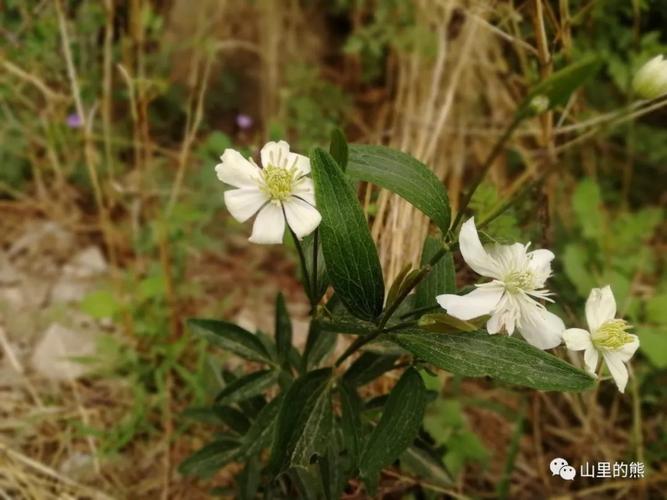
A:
[632, 55, 667, 99]
[529, 95, 550, 114]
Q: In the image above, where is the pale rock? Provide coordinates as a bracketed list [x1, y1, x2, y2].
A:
[0, 252, 20, 284]
[62, 246, 107, 279]
[31, 323, 96, 380]
[49, 246, 107, 304]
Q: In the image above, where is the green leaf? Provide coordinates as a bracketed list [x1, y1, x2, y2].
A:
[360, 368, 427, 487]
[414, 236, 455, 309]
[178, 439, 239, 478]
[320, 428, 345, 500]
[638, 326, 667, 369]
[215, 370, 279, 405]
[400, 444, 453, 487]
[237, 456, 260, 500]
[572, 178, 605, 241]
[187, 319, 273, 364]
[240, 395, 283, 458]
[275, 293, 292, 365]
[418, 312, 479, 333]
[390, 329, 595, 391]
[517, 57, 602, 118]
[182, 405, 250, 434]
[347, 144, 451, 234]
[269, 368, 334, 474]
[329, 128, 349, 171]
[339, 381, 363, 474]
[344, 351, 399, 387]
[302, 231, 329, 303]
[310, 148, 384, 320]
[563, 244, 597, 297]
[80, 289, 118, 318]
[303, 321, 337, 370]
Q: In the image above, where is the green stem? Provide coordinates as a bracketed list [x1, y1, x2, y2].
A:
[451, 114, 523, 231]
[290, 228, 313, 306]
[334, 329, 382, 367]
[335, 239, 455, 367]
[398, 304, 441, 320]
[311, 229, 319, 301]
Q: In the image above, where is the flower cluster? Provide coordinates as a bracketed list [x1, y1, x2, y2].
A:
[215, 141, 639, 393]
[437, 218, 639, 393]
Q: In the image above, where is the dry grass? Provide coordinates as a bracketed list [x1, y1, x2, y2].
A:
[0, 0, 665, 499]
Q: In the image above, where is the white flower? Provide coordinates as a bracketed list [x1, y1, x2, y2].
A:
[436, 217, 564, 350]
[562, 286, 639, 393]
[632, 55, 667, 100]
[215, 140, 321, 244]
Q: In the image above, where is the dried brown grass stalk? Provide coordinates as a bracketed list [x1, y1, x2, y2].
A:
[371, 0, 520, 282]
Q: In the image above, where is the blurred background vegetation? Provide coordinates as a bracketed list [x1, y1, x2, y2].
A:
[0, 0, 665, 498]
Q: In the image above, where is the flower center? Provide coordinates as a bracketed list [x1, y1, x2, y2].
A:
[592, 319, 633, 350]
[262, 164, 296, 201]
[503, 270, 533, 293]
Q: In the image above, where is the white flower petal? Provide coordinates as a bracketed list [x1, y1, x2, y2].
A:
[292, 177, 316, 205]
[616, 335, 640, 363]
[223, 188, 268, 223]
[287, 152, 311, 176]
[249, 203, 285, 244]
[486, 311, 503, 334]
[283, 197, 321, 239]
[562, 328, 593, 351]
[436, 286, 503, 321]
[603, 351, 629, 393]
[458, 217, 500, 278]
[527, 248, 555, 285]
[260, 140, 290, 168]
[583, 347, 599, 376]
[216, 149, 262, 188]
[585, 286, 617, 332]
[486, 243, 527, 276]
[517, 302, 564, 350]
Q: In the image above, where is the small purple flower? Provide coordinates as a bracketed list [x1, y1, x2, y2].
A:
[236, 113, 253, 130]
[66, 113, 83, 128]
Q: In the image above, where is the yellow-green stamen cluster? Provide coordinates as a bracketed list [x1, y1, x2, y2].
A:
[504, 270, 533, 293]
[261, 164, 297, 201]
[592, 319, 633, 349]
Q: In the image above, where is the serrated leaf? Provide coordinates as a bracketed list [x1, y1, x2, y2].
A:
[215, 369, 279, 404]
[347, 144, 451, 234]
[187, 318, 273, 364]
[275, 293, 292, 365]
[415, 236, 455, 309]
[178, 439, 239, 478]
[311, 148, 385, 320]
[360, 368, 427, 488]
[269, 368, 334, 474]
[390, 329, 595, 391]
[329, 128, 349, 171]
[517, 57, 602, 118]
